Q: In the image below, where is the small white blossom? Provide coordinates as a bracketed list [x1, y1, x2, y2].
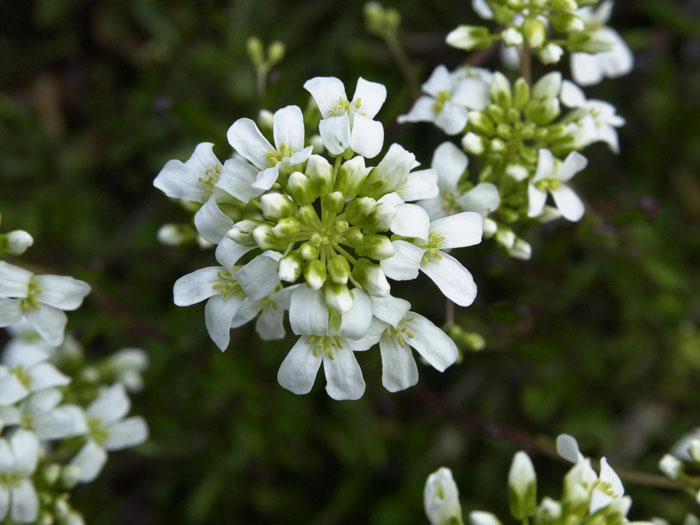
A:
[104, 348, 149, 392]
[424, 467, 463, 525]
[0, 430, 40, 523]
[0, 343, 70, 406]
[528, 149, 587, 222]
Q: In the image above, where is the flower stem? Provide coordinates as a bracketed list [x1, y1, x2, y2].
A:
[383, 31, 421, 99]
[518, 44, 532, 84]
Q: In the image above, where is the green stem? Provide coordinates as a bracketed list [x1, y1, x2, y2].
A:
[383, 31, 420, 99]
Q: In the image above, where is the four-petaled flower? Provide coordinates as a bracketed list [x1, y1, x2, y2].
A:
[528, 149, 587, 222]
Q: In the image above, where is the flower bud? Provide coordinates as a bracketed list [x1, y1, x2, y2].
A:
[467, 112, 495, 137]
[506, 164, 529, 181]
[299, 242, 318, 260]
[267, 41, 285, 65]
[487, 104, 507, 124]
[508, 451, 537, 521]
[261, 193, 296, 220]
[328, 254, 351, 284]
[352, 258, 390, 296]
[346, 197, 377, 225]
[257, 109, 274, 132]
[567, 30, 616, 54]
[305, 154, 333, 195]
[43, 463, 61, 484]
[355, 235, 395, 260]
[157, 224, 192, 246]
[227, 220, 259, 245]
[538, 43, 564, 64]
[490, 72, 512, 109]
[509, 238, 532, 260]
[287, 171, 314, 205]
[304, 259, 326, 289]
[535, 497, 562, 524]
[279, 253, 303, 282]
[552, 13, 585, 33]
[344, 227, 364, 245]
[366, 201, 398, 231]
[335, 156, 367, 198]
[446, 25, 493, 50]
[324, 282, 354, 313]
[462, 132, 486, 155]
[523, 17, 546, 48]
[310, 134, 325, 154]
[512, 78, 530, 110]
[424, 467, 463, 525]
[527, 98, 561, 125]
[483, 218, 498, 238]
[562, 460, 597, 514]
[61, 464, 82, 489]
[253, 224, 285, 250]
[246, 36, 265, 67]
[689, 439, 700, 465]
[501, 27, 523, 46]
[532, 72, 562, 100]
[551, 0, 579, 12]
[272, 217, 301, 238]
[469, 511, 502, 525]
[659, 454, 683, 480]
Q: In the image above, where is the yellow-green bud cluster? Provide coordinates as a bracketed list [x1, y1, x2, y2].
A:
[363, 2, 401, 37]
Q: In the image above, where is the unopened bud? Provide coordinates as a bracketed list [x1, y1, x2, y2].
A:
[535, 497, 562, 524]
[523, 17, 546, 48]
[538, 43, 564, 64]
[304, 259, 326, 289]
[501, 27, 523, 46]
[513, 78, 530, 110]
[305, 154, 333, 195]
[462, 132, 486, 155]
[323, 191, 345, 215]
[490, 72, 512, 109]
[470, 511, 502, 525]
[279, 252, 303, 282]
[659, 454, 683, 480]
[261, 193, 296, 220]
[336, 156, 367, 198]
[352, 258, 390, 296]
[246, 36, 265, 67]
[257, 109, 274, 132]
[299, 242, 318, 260]
[446, 25, 493, 51]
[532, 72, 562, 100]
[324, 282, 354, 313]
[425, 467, 463, 525]
[328, 254, 351, 284]
[508, 451, 537, 520]
[267, 41, 285, 65]
[346, 197, 377, 225]
[568, 30, 616, 54]
[355, 235, 395, 260]
[287, 171, 314, 205]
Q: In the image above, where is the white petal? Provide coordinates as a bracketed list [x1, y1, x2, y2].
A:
[319, 115, 351, 155]
[10, 480, 38, 523]
[472, 0, 494, 19]
[557, 151, 588, 181]
[216, 158, 265, 203]
[435, 102, 468, 135]
[337, 289, 372, 339]
[273, 105, 305, 152]
[323, 346, 365, 400]
[34, 405, 87, 440]
[406, 312, 459, 371]
[432, 142, 468, 192]
[352, 77, 387, 119]
[186, 142, 220, 174]
[194, 198, 234, 244]
[87, 383, 130, 425]
[371, 295, 411, 327]
[303, 77, 348, 118]
[236, 255, 280, 301]
[23, 387, 61, 411]
[380, 241, 424, 281]
[0, 299, 22, 328]
[597, 123, 620, 153]
[71, 440, 108, 483]
[33, 275, 90, 311]
[205, 294, 244, 350]
[417, 197, 447, 221]
[0, 440, 12, 471]
[346, 318, 386, 351]
[10, 430, 39, 475]
[0, 373, 28, 406]
[289, 286, 328, 336]
[230, 299, 262, 329]
[173, 267, 222, 306]
[452, 78, 490, 110]
[397, 96, 437, 124]
[560, 80, 586, 107]
[153, 160, 204, 202]
[600, 30, 634, 78]
[255, 304, 286, 340]
[420, 252, 477, 307]
[571, 53, 604, 86]
[277, 337, 322, 395]
[422, 65, 453, 97]
[27, 362, 70, 391]
[501, 44, 521, 69]
[0, 262, 32, 298]
[528, 185, 548, 218]
[534, 148, 555, 181]
[380, 336, 419, 392]
[456, 182, 500, 216]
[270, 284, 299, 310]
[251, 166, 280, 191]
[551, 185, 585, 221]
[390, 204, 430, 240]
[104, 416, 148, 450]
[349, 114, 383, 159]
[24, 306, 67, 347]
[401, 169, 439, 202]
[226, 118, 274, 170]
[556, 434, 584, 463]
[430, 212, 483, 249]
[214, 237, 255, 271]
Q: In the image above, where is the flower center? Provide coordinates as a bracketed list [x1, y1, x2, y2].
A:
[385, 316, 415, 348]
[20, 278, 42, 311]
[0, 473, 24, 489]
[87, 416, 109, 446]
[266, 143, 294, 167]
[433, 90, 452, 113]
[198, 164, 222, 200]
[308, 335, 344, 359]
[420, 231, 446, 263]
[534, 178, 562, 191]
[11, 365, 32, 389]
[212, 270, 245, 300]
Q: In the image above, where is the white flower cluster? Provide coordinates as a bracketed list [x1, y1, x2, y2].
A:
[154, 76, 493, 400]
[0, 220, 148, 523]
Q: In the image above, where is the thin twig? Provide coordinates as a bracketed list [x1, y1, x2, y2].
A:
[518, 44, 532, 84]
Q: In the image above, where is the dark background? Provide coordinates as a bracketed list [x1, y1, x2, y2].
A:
[1, 0, 699, 522]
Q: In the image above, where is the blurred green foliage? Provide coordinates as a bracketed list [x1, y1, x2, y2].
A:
[1, 0, 699, 523]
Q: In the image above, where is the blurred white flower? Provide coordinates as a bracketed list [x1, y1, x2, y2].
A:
[528, 149, 587, 222]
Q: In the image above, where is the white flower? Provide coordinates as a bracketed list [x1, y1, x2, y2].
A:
[0, 263, 90, 346]
[0, 343, 70, 406]
[0, 430, 40, 523]
[658, 454, 683, 480]
[277, 286, 379, 400]
[398, 65, 490, 135]
[226, 105, 313, 191]
[104, 348, 149, 392]
[528, 149, 587, 222]
[372, 295, 459, 392]
[380, 205, 483, 306]
[571, 1, 633, 86]
[230, 286, 297, 341]
[361, 144, 439, 201]
[418, 141, 500, 222]
[561, 80, 625, 153]
[304, 77, 386, 158]
[173, 238, 279, 350]
[424, 467, 463, 525]
[557, 433, 625, 514]
[71, 384, 148, 483]
[670, 427, 700, 461]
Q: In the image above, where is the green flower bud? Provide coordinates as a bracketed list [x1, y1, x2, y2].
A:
[501, 27, 523, 46]
[532, 72, 562, 100]
[310, 134, 325, 154]
[328, 254, 351, 284]
[272, 216, 302, 238]
[297, 204, 319, 226]
[491, 138, 506, 153]
[659, 454, 683, 479]
[496, 123, 511, 140]
[509, 238, 532, 260]
[567, 30, 616, 54]
[267, 41, 285, 65]
[261, 193, 296, 220]
[246, 36, 265, 67]
[287, 171, 314, 205]
[0, 230, 33, 255]
[595, 496, 632, 522]
[495, 226, 516, 249]
[538, 43, 564, 64]
[513, 78, 530, 110]
[552, 13, 585, 33]
[535, 497, 562, 525]
[468, 111, 496, 137]
[344, 227, 364, 245]
[346, 197, 377, 225]
[490, 72, 512, 109]
[305, 154, 333, 195]
[355, 235, 395, 260]
[551, 0, 579, 12]
[508, 450, 537, 520]
[522, 17, 546, 48]
[366, 201, 397, 231]
[323, 191, 346, 215]
[527, 98, 560, 125]
[324, 282, 354, 313]
[257, 109, 274, 132]
[304, 259, 327, 289]
[336, 156, 367, 198]
[446, 25, 493, 50]
[43, 463, 61, 484]
[487, 104, 507, 124]
[279, 252, 303, 282]
[299, 241, 318, 260]
[352, 258, 390, 296]
[227, 220, 259, 245]
[253, 224, 286, 250]
[61, 464, 82, 489]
